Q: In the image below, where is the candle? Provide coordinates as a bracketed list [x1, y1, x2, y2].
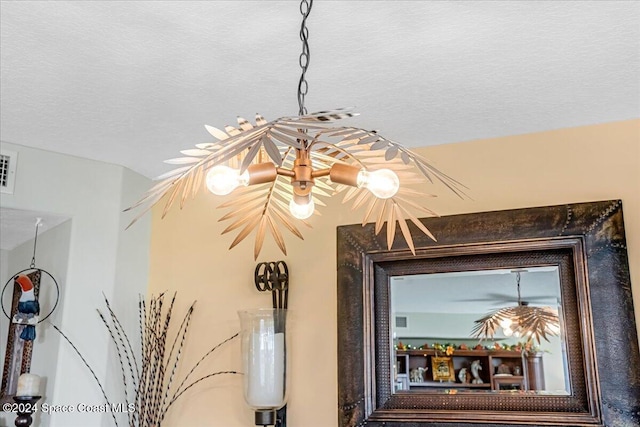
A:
[246, 331, 285, 408]
[16, 374, 41, 397]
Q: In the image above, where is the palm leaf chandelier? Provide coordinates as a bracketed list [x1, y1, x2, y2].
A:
[126, 0, 468, 259]
[471, 271, 561, 344]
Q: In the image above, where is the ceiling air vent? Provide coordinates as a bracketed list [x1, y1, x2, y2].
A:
[395, 316, 408, 329]
[0, 149, 18, 194]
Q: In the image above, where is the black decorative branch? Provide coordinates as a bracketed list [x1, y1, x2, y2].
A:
[52, 293, 239, 427]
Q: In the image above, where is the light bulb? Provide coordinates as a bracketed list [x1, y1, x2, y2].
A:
[289, 196, 315, 220]
[499, 318, 513, 329]
[357, 168, 399, 199]
[205, 165, 249, 195]
[503, 327, 513, 337]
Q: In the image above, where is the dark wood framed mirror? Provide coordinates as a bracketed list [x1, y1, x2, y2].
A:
[337, 200, 639, 427]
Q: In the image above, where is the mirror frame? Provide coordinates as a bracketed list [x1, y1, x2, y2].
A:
[337, 200, 639, 427]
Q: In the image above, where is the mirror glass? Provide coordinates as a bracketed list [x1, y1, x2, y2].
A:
[390, 266, 570, 395]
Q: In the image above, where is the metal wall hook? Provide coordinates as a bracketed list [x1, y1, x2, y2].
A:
[254, 261, 289, 310]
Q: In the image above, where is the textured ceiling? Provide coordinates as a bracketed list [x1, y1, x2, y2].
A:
[1, 1, 639, 180]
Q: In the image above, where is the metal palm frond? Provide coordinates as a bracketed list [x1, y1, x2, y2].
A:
[125, 108, 469, 259]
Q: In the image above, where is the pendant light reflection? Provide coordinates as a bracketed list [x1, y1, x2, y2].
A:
[472, 271, 561, 344]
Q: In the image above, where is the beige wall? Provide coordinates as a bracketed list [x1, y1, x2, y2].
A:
[148, 119, 639, 427]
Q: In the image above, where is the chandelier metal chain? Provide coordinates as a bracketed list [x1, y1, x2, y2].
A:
[297, 0, 313, 116]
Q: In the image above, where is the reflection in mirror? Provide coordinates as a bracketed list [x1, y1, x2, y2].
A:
[390, 267, 570, 395]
